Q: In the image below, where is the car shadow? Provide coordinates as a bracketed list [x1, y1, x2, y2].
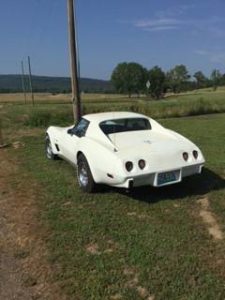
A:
[108, 168, 225, 204]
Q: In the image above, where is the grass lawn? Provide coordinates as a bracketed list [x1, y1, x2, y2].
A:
[9, 113, 225, 299]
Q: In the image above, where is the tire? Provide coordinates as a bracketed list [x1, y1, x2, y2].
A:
[77, 154, 96, 193]
[45, 135, 57, 160]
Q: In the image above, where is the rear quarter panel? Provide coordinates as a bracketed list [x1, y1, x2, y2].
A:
[77, 137, 125, 184]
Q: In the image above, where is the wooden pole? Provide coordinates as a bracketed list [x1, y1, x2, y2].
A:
[21, 61, 27, 104]
[0, 117, 8, 148]
[67, 0, 81, 122]
[0, 119, 3, 147]
[28, 56, 34, 106]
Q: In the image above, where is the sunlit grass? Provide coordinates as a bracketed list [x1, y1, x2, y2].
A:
[10, 113, 225, 300]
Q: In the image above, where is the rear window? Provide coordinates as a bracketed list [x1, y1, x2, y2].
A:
[100, 118, 151, 135]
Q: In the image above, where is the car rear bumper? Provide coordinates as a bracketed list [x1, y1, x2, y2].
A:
[114, 163, 204, 188]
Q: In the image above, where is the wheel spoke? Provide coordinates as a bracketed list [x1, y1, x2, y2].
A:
[79, 165, 88, 187]
[46, 139, 53, 159]
[77, 155, 95, 193]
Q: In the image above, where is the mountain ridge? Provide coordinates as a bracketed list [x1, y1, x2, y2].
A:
[0, 74, 113, 93]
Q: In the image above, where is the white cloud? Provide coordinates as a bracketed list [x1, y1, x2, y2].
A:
[135, 18, 183, 30]
[211, 53, 225, 63]
[143, 26, 178, 32]
[208, 27, 225, 38]
[155, 4, 195, 19]
[134, 18, 185, 31]
[131, 4, 225, 34]
[133, 4, 195, 32]
[133, 16, 225, 35]
[195, 50, 225, 64]
[194, 50, 208, 56]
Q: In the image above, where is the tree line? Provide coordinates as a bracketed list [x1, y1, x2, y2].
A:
[111, 62, 225, 99]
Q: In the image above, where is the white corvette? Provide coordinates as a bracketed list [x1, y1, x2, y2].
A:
[46, 112, 205, 192]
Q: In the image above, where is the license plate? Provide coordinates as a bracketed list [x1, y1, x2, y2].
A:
[157, 171, 177, 186]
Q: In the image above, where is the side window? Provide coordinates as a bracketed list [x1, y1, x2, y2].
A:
[72, 118, 89, 137]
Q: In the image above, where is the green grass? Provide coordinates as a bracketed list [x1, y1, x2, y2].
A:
[12, 113, 225, 299]
[1, 87, 225, 131]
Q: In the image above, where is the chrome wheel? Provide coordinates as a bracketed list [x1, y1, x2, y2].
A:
[78, 164, 89, 187]
[45, 135, 57, 160]
[46, 141, 53, 159]
[77, 154, 96, 193]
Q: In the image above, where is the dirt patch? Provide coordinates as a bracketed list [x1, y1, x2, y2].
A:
[0, 149, 67, 300]
[6, 128, 43, 141]
[127, 212, 137, 216]
[86, 243, 101, 255]
[12, 141, 25, 149]
[197, 197, 223, 240]
[127, 211, 150, 220]
[123, 267, 154, 300]
[86, 239, 118, 255]
[110, 294, 123, 300]
[137, 286, 149, 298]
[123, 267, 136, 276]
[104, 239, 119, 253]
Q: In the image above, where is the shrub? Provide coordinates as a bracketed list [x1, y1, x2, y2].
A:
[24, 110, 73, 127]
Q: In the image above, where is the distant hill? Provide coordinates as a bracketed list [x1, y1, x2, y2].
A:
[0, 75, 114, 93]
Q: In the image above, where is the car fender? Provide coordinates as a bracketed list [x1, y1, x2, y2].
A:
[46, 125, 73, 155]
[46, 126, 59, 154]
[76, 137, 124, 184]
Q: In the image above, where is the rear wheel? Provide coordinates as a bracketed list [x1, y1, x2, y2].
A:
[45, 135, 57, 160]
[77, 154, 96, 193]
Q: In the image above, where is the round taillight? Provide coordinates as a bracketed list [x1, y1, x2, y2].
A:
[193, 150, 198, 159]
[138, 159, 146, 170]
[183, 152, 189, 161]
[125, 161, 133, 172]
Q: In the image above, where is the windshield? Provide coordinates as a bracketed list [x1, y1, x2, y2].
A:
[99, 118, 151, 135]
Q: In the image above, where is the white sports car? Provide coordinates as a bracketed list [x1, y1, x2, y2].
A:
[46, 112, 205, 193]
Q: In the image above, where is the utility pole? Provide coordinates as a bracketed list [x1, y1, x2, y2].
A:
[21, 61, 27, 104]
[0, 111, 7, 148]
[28, 56, 34, 106]
[67, 0, 82, 121]
[0, 119, 3, 147]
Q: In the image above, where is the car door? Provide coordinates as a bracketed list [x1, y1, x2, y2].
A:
[60, 118, 90, 164]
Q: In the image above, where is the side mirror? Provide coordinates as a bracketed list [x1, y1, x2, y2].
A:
[67, 128, 73, 135]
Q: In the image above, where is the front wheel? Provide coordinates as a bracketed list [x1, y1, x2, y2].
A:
[77, 154, 96, 193]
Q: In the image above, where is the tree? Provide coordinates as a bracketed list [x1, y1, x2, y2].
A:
[148, 66, 166, 99]
[193, 71, 207, 89]
[220, 74, 225, 86]
[211, 69, 222, 90]
[111, 62, 147, 97]
[167, 64, 190, 93]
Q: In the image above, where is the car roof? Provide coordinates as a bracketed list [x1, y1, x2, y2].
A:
[83, 111, 148, 123]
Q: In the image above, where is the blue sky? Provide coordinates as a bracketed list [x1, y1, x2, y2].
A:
[0, 0, 225, 80]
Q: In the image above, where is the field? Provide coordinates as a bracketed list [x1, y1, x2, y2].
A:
[1, 88, 225, 129]
[0, 90, 225, 299]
